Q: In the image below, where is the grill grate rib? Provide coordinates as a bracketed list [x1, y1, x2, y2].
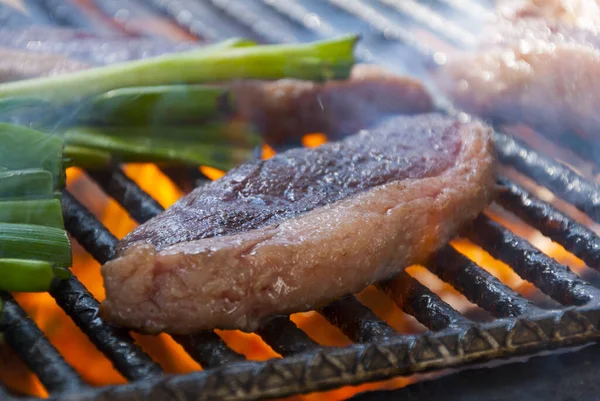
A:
[172, 332, 246, 368]
[255, 316, 320, 356]
[494, 132, 600, 224]
[427, 245, 541, 318]
[496, 177, 600, 271]
[87, 169, 164, 225]
[319, 296, 399, 343]
[378, 272, 470, 330]
[464, 215, 600, 306]
[49, 274, 163, 381]
[0, 293, 86, 393]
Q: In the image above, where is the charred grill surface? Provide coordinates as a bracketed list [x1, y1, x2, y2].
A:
[427, 245, 540, 318]
[319, 296, 399, 343]
[171, 332, 246, 368]
[493, 132, 600, 224]
[378, 272, 471, 331]
[496, 177, 600, 271]
[0, 292, 86, 394]
[255, 316, 320, 356]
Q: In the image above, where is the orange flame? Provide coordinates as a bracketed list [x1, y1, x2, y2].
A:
[302, 133, 328, 148]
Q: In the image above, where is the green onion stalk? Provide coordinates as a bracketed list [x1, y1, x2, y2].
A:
[0, 35, 358, 104]
[0, 36, 359, 170]
[0, 124, 72, 298]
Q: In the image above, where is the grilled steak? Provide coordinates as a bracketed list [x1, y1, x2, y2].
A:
[436, 1, 600, 142]
[100, 113, 496, 334]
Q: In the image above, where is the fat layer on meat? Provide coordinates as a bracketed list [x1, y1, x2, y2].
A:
[101, 113, 496, 334]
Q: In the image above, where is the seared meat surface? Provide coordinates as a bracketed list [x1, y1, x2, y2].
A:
[101, 113, 496, 334]
[436, 0, 600, 142]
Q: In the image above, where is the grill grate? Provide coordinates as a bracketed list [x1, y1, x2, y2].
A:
[3, 1, 600, 400]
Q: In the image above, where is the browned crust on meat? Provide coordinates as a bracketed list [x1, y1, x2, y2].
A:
[100, 122, 496, 334]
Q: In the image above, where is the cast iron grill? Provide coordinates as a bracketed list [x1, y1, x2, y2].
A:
[3, 1, 600, 400]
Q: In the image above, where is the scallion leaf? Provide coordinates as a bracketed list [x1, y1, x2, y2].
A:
[0, 35, 358, 104]
[0, 259, 71, 292]
[0, 123, 65, 189]
[0, 223, 72, 268]
[0, 199, 64, 228]
[0, 169, 53, 199]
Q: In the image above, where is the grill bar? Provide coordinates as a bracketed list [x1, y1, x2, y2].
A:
[376, 0, 475, 47]
[87, 169, 164, 225]
[61, 193, 164, 380]
[494, 131, 600, 224]
[172, 332, 246, 368]
[496, 177, 600, 271]
[256, 316, 320, 356]
[325, 0, 434, 58]
[0, 292, 86, 393]
[61, 191, 117, 263]
[427, 245, 540, 317]
[318, 296, 399, 342]
[1, 3, 38, 27]
[378, 272, 470, 330]
[465, 215, 600, 306]
[203, 0, 298, 44]
[260, 0, 336, 38]
[49, 275, 163, 381]
[146, 0, 252, 40]
[23, 0, 112, 33]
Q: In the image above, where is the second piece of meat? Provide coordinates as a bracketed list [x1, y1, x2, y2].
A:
[435, 0, 600, 143]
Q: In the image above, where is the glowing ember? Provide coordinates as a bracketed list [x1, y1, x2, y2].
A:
[302, 133, 328, 148]
[199, 166, 226, 181]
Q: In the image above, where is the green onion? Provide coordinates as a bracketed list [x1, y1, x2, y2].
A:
[0, 199, 64, 228]
[62, 125, 259, 170]
[0, 169, 53, 199]
[0, 123, 65, 189]
[63, 121, 260, 144]
[0, 259, 71, 292]
[63, 145, 112, 169]
[0, 35, 358, 104]
[0, 223, 71, 268]
[78, 85, 232, 126]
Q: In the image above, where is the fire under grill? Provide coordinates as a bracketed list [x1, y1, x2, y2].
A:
[3, 0, 600, 400]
